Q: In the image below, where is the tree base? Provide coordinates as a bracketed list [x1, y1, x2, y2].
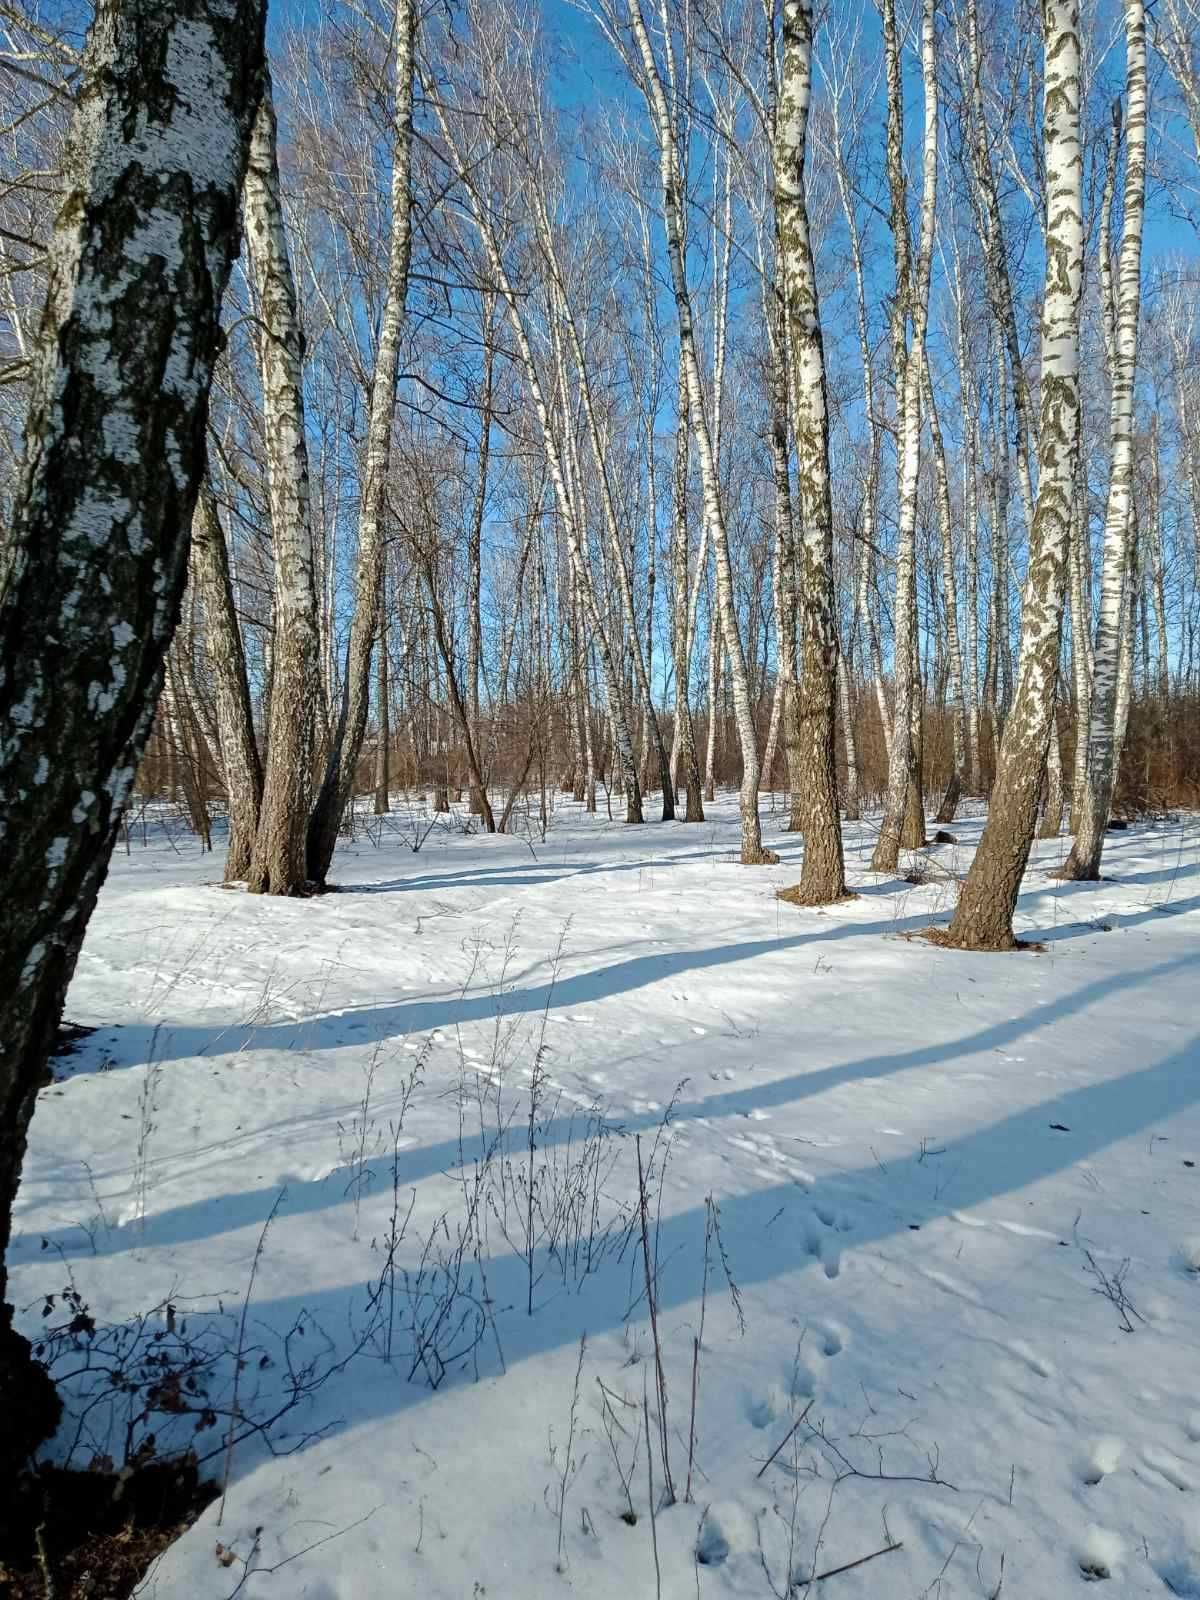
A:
[0, 1322, 61, 1490]
[1048, 855, 1100, 882]
[922, 925, 1044, 954]
[0, 1454, 215, 1600]
[776, 885, 859, 908]
[741, 847, 780, 865]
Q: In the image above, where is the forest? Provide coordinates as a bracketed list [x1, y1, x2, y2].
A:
[1, 0, 1199, 1593]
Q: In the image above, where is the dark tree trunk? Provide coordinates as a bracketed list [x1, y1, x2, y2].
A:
[0, 0, 265, 1480]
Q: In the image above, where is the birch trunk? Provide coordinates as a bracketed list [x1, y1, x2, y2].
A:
[952, 241, 983, 793]
[1059, 0, 1147, 878]
[871, 0, 936, 873]
[306, 0, 415, 885]
[0, 0, 264, 1472]
[190, 482, 263, 878]
[839, 655, 861, 821]
[243, 71, 322, 892]
[671, 374, 705, 818]
[766, 305, 800, 826]
[943, 0, 1084, 949]
[830, 87, 889, 765]
[1039, 702, 1066, 836]
[467, 302, 494, 817]
[775, 0, 847, 903]
[963, 0, 1038, 535]
[1147, 418, 1169, 701]
[924, 361, 968, 822]
[627, 0, 769, 862]
[1069, 470, 1092, 823]
[705, 612, 719, 802]
[374, 604, 390, 813]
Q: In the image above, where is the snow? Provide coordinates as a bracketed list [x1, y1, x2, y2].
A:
[11, 797, 1200, 1597]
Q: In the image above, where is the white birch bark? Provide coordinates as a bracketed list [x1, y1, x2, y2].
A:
[1062, 0, 1147, 877]
[626, 0, 770, 861]
[945, 0, 1085, 948]
[190, 482, 262, 879]
[776, 0, 847, 903]
[0, 0, 265, 1460]
[306, 0, 415, 885]
[871, 0, 937, 873]
[829, 78, 889, 762]
[241, 70, 322, 894]
[924, 358, 968, 823]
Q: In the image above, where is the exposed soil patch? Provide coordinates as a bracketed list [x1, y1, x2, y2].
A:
[0, 1456, 216, 1600]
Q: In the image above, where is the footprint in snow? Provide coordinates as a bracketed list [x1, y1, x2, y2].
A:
[745, 1383, 791, 1428]
[812, 1319, 846, 1358]
[1077, 1525, 1123, 1582]
[1077, 1437, 1124, 1485]
[803, 1213, 842, 1279]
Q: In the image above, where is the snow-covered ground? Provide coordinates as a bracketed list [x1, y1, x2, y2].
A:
[12, 795, 1200, 1598]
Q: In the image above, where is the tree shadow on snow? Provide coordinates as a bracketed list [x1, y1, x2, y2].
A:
[28, 948, 1199, 1265]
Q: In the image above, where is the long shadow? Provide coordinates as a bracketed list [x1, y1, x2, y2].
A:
[1026, 891, 1200, 942]
[30, 950, 1197, 1263]
[342, 842, 786, 896]
[58, 886, 1200, 1083]
[117, 1029, 1200, 1449]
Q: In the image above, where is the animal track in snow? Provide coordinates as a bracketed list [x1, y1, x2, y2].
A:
[745, 1383, 791, 1428]
[802, 1212, 842, 1278]
[812, 1319, 846, 1357]
[1077, 1524, 1123, 1581]
[1077, 1437, 1124, 1485]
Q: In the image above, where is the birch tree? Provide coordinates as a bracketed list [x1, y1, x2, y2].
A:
[242, 70, 322, 894]
[0, 0, 265, 1473]
[306, 0, 416, 887]
[871, 0, 938, 873]
[623, 0, 772, 863]
[775, 0, 847, 903]
[1060, 0, 1148, 878]
[942, 0, 1085, 949]
[190, 480, 262, 879]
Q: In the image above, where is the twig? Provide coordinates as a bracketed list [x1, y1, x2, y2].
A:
[219, 1188, 286, 1525]
[756, 1399, 814, 1479]
[644, 1371, 662, 1600]
[637, 1134, 675, 1503]
[799, 1538, 903, 1587]
[686, 1335, 700, 1502]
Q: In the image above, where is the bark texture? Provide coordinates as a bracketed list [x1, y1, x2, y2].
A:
[0, 0, 265, 1473]
[943, 0, 1084, 949]
[243, 70, 322, 892]
[190, 482, 262, 878]
[775, 0, 847, 904]
[871, 0, 936, 872]
[1060, 3, 1147, 878]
